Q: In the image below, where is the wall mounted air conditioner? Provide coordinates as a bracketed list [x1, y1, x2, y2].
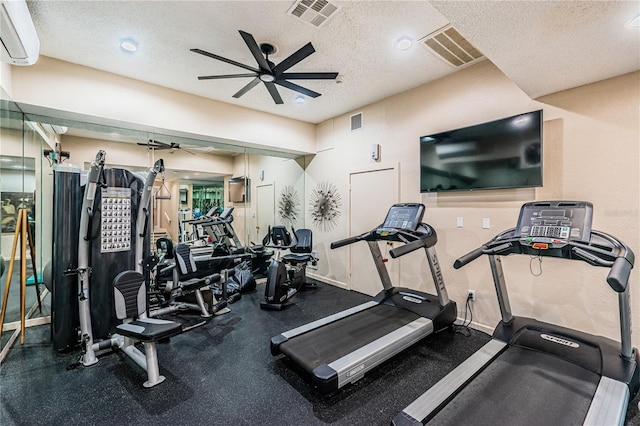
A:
[0, 0, 40, 66]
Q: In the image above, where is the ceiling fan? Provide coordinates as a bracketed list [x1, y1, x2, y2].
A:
[137, 139, 196, 155]
[191, 30, 338, 105]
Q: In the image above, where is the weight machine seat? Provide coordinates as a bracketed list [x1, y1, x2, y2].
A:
[174, 243, 221, 291]
[282, 229, 314, 265]
[113, 271, 182, 342]
[282, 253, 313, 264]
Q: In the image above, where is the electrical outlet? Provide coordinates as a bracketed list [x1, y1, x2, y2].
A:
[467, 289, 476, 301]
[308, 250, 318, 270]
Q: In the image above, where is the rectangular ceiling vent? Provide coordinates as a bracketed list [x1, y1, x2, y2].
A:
[288, 0, 339, 28]
[350, 112, 363, 131]
[419, 25, 484, 68]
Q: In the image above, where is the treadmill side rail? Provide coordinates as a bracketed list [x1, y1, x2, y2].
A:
[325, 317, 433, 391]
[583, 376, 629, 426]
[395, 339, 507, 425]
[274, 301, 378, 345]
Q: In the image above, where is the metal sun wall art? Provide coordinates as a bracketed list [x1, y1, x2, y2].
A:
[278, 185, 300, 227]
[309, 181, 342, 232]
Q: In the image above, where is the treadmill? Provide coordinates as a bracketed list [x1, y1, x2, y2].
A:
[394, 201, 639, 426]
[270, 203, 457, 393]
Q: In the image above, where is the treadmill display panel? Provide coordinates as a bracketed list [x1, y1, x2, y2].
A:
[380, 203, 425, 232]
[515, 201, 593, 242]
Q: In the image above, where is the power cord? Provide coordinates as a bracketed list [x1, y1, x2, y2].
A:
[529, 253, 543, 276]
[454, 293, 474, 337]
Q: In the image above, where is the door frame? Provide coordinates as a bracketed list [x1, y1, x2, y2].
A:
[348, 162, 400, 291]
[255, 181, 275, 244]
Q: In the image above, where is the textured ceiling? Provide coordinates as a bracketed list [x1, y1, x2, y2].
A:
[21, 0, 640, 124]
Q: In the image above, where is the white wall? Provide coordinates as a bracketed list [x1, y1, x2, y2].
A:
[310, 61, 639, 344]
[9, 56, 317, 155]
[228, 154, 305, 246]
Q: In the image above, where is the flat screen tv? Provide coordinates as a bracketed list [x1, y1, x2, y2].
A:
[420, 110, 543, 193]
[229, 177, 250, 203]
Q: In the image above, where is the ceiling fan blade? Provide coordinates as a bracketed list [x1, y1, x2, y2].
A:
[140, 139, 170, 149]
[233, 77, 261, 98]
[272, 42, 315, 75]
[198, 73, 258, 80]
[191, 48, 259, 73]
[279, 72, 338, 80]
[182, 148, 198, 156]
[239, 30, 272, 72]
[264, 82, 284, 104]
[274, 80, 321, 98]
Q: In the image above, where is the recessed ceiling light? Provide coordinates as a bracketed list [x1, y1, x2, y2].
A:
[626, 14, 640, 28]
[120, 38, 138, 53]
[294, 95, 306, 104]
[396, 37, 412, 51]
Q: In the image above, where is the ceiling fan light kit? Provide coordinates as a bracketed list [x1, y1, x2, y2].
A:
[191, 30, 339, 104]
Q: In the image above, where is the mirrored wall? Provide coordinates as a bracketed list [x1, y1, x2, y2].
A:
[0, 99, 306, 351]
[0, 100, 53, 343]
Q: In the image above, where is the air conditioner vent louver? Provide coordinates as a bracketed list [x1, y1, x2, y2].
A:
[419, 25, 484, 68]
[350, 112, 363, 131]
[288, 0, 339, 28]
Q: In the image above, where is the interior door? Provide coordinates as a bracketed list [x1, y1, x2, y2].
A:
[349, 166, 398, 295]
[255, 183, 275, 244]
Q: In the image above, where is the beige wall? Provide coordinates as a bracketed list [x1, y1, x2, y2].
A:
[2, 56, 638, 346]
[310, 61, 639, 345]
[9, 56, 317, 156]
[61, 134, 235, 175]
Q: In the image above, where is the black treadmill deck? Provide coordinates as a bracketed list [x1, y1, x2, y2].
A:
[278, 304, 421, 373]
[427, 345, 600, 425]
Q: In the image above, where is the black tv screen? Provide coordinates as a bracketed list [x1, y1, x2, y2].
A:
[420, 110, 543, 193]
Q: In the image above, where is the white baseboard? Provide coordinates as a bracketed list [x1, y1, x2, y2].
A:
[307, 272, 348, 289]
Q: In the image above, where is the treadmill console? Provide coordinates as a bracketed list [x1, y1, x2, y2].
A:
[219, 206, 234, 220]
[515, 201, 593, 244]
[377, 203, 425, 234]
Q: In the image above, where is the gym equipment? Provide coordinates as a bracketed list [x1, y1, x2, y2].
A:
[393, 201, 638, 426]
[50, 150, 183, 386]
[150, 242, 239, 318]
[112, 270, 182, 387]
[50, 163, 83, 350]
[260, 226, 318, 311]
[152, 235, 244, 310]
[189, 206, 274, 277]
[270, 203, 456, 393]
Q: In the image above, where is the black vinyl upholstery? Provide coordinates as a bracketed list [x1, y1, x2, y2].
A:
[283, 229, 313, 264]
[113, 270, 182, 341]
[174, 243, 197, 275]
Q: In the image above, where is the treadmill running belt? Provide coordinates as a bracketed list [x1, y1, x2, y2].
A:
[428, 345, 600, 425]
[279, 304, 421, 373]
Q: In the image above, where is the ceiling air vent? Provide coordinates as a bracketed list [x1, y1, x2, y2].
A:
[288, 0, 339, 28]
[351, 112, 363, 131]
[419, 25, 484, 68]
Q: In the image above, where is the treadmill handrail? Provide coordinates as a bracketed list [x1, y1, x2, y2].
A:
[330, 230, 373, 249]
[454, 229, 634, 293]
[389, 237, 426, 258]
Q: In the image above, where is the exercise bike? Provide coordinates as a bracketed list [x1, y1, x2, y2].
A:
[260, 226, 318, 310]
